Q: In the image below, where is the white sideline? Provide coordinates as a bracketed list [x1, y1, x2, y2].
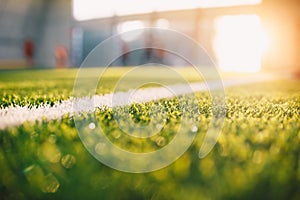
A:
[0, 76, 275, 129]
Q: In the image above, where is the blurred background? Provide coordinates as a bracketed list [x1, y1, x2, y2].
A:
[0, 0, 299, 73]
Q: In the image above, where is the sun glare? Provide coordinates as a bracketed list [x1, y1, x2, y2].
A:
[117, 20, 145, 42]
[199, 0, 262, 8]
[213, 14, 269, 72]
[73, 0, 261, 21]
[73, 0, 268, 73]
[155, 19, 170, 29]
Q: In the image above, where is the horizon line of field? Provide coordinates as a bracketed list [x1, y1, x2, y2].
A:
[0, 75, 276, 130]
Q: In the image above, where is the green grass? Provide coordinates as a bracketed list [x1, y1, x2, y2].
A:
[0, 68, 300, 200]
[0, 67, 206, 108]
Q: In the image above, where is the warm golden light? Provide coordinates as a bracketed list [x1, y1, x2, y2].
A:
[199, 0, 261, 8]
[213, 14, 269, 72]
[73, 0, 262, 21]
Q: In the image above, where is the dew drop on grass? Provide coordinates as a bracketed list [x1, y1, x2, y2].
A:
[155, 136, 166, 147]
[95, 142, 106, 155]
[84, 136, 95, 147]
[42, 173, 60, 193]
[191, 125, 198, 133]
[89, 122, 96, 130]
[23, 165, 60, 193]
[112, 131, 121, 139]
[156, 123, 164, 130]
[23, 165, 44, 186]
[61, 154, 76, 169]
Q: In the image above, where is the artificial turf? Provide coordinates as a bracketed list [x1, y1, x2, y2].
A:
[0, 67, 205, 108]
[0, 67, 299, 200]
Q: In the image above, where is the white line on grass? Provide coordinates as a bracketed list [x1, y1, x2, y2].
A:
[0, 75, 276, 129]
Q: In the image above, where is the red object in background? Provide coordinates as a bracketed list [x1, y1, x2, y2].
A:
[24, 40, 34, 66]
[55, 45, 68, 68]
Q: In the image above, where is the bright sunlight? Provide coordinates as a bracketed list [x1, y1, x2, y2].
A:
[213, 14, 269, 72]
[73, 0, 261, 21]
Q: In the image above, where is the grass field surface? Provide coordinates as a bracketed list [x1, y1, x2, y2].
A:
[0, 67, 205, 108]
[0, 67, 299, 200]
